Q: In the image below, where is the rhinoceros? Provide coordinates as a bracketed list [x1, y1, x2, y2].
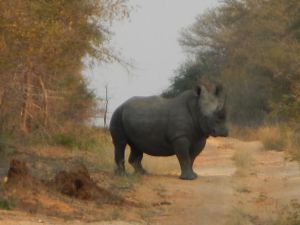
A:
[109, 80, 228, 180]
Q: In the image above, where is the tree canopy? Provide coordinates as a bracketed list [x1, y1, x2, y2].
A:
[0, 0, 130, 133]
[165, 0, 300, 126]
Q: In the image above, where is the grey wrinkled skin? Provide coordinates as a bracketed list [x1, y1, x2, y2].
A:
[109, 83, 228, 180]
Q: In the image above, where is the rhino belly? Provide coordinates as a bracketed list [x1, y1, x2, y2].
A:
[123, 121, 174, 156]
[133, 140, 174, 156]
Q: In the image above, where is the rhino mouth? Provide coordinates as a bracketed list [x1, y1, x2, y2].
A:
[211, 128, 229, 137]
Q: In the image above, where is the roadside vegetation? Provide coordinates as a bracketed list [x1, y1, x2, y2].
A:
[163, 0, 300, 161]
[0, 0, 130, 155]
[1, 0, 299, 161]
[0, 1, 129, 211]
[230, 125, 300, 161]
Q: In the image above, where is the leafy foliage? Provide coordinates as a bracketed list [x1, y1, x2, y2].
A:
[166, 0, 300, 126]
[0, 0, 130, 134]
[162, 52, 220, 97]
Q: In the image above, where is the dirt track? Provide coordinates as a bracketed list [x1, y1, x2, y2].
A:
[0, 137, 300, 225]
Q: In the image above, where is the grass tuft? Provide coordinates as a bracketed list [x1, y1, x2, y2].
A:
[232, 148, 254, 177]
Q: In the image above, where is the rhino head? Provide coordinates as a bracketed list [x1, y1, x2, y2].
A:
[194, 81, 228, 137]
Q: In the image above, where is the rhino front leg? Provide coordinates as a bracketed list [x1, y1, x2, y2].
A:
[173, 138, 197, 180]
[190, 139, 206, 167]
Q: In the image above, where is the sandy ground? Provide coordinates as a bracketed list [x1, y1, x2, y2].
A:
[0, 137, 299, 225]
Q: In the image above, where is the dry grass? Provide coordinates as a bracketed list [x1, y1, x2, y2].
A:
[225, 208, 256, 225]
[255, 126, 287, 151]
[226, 199, 300, 225]
[230, 125, 286, 150]
[229, 125, 257, 141]
[232, 148, 254, 177]
[230, 124, 300, 161]
[285, 128, 300, 161]
[255, 126, 300, 161]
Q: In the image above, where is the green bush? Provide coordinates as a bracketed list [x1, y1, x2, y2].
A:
[0, 197, 12, 210]
[52, 133, 77, 148]
[0, 179, 14, 210]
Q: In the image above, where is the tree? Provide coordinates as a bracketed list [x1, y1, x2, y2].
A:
[166, 0, 300, 126]
[162, 52, 221, 97]
[0, 0, 130, 133]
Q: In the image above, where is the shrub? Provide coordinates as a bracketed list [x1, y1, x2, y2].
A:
[256, 126, 287, 151]
[0, 197, 12, 210]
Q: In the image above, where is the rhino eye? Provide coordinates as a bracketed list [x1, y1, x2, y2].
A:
[216, 110, 226, 121]
[215, 85, 223, 96]
[219, 114, 225, 121]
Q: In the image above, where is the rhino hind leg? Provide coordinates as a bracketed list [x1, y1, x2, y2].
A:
[113, 141, 127, 176]
[110, 108, 128, 176]
[111, 127, 127, 175]
[128, 148, 147, 174]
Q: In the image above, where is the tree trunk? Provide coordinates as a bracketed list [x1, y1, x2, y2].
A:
[39, 76, 48, 127]
[104, 85, 109, 128]
[20, 70, 32, 133]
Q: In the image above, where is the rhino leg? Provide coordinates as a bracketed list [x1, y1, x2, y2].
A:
[110, 110, 127, 176]
[128, 147, 147, 174]
[190, 152, 201, 171]
[190, 155, 197, 168]
[173, 138, 197, 180]
[113, 141, 127, 176]
[190, 139, 207, 169]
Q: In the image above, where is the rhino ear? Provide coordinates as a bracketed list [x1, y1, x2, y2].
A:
[194, 85, 201, 97]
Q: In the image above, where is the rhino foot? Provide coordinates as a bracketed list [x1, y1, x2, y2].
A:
[134, 168, 148, 175]
[179, 171, 198, 180]
[114, 168, 127, 176]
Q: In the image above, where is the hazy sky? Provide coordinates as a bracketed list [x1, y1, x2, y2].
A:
[84, 0, 220, 124]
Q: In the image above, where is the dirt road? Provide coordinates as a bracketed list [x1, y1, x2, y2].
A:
[1, 137, 299, 225]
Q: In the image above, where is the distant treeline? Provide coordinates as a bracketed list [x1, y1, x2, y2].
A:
[0, 0, 130, 135]
[164, 0, 300, 127]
